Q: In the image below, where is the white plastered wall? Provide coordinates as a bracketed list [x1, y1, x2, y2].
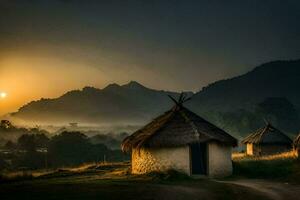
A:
[207, 141, 233, 177]
[131, 142, 233, 177]
[131, 146, 190, 175]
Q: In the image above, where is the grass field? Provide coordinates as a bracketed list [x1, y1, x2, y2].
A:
[1, 152, 300, 200]
[232, 151, 300, 183]
[0, 163, 270, 200]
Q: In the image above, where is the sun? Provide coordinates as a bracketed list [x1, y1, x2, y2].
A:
[0, 92, 7, 99]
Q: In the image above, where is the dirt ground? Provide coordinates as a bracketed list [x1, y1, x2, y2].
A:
[219, 179, 300, 200]
[0, 179, 266, 200]
[1, 166, 300, 200]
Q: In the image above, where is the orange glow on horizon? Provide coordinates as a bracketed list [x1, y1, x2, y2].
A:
[0, 53, 110, 116]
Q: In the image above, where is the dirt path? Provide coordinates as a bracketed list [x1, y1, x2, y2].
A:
[218, 179, 300, 200]
[150, 185, 213, 200]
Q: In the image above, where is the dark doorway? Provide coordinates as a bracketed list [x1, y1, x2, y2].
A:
[190, 142, 207, 175]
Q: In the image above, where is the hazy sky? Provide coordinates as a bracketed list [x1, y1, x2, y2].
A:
[0, 0, 300, 115]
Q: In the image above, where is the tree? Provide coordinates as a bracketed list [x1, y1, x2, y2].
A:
[4, 140, 17, 151]
[0, 120, 12, 129]
[218, 109, 262, 138]
[15, 133, 50, 169]
[18, 134, 36, 153]
[0, 157, 8, 170]
[17, 133, 50, 152]
[34, 133, 50, 149]
[48, 131, 92, 166]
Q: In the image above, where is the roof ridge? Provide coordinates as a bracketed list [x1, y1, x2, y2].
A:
[121, 109, 175, 152]
[179, 109, 200, 139]
[242, 124, 292, 144]
[122, 102, 237, 152]
[258, 125, 269, 142]
[242, 127, 266, 143]
[180, 107, 236, 143]
[135, 109, 176, 149]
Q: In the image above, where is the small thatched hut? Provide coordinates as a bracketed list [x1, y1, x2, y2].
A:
[242, 123, 292, 156]
[293, 133, 300, 157]
[122, 94, 237, 177]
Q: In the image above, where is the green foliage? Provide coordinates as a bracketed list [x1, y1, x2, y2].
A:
[0, 157, 9, 170]
[18, 134, 37, 152]
[202, 97, 300, 139]
[232, 158, 300, 182]
[0, 130, 129, 170]
[4, 140, 17, 150]
[48, 131, 94, 166]
[0, 120, 50, 147]
[0, 128, 50, 170]
[0, 120, 12, 129]
[17, 133, 50, 152]
[218, 109, 262, 137]
[256, 97, 300, 133]
[13, 152, 46, 169]
[47, 131, 129, 167]
[89, 132, 129, 150]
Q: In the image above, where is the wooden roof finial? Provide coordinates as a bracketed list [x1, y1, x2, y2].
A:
[168, 92, 192, 110]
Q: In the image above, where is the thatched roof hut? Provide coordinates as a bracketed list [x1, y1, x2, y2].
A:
[122, 104, 237, 153]
[242, 123, 292, 156]
[122, 94, 237, 177]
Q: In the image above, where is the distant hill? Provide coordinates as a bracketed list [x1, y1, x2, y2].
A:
[11, 81, 190, 124]
[186, 59, 300, 137]
[188, 60, 300, 113]
[9, 60, 300, 136]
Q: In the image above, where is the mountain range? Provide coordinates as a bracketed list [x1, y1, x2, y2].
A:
[8, 59, 300, 136]
[11, 81, 188, 124]
[188, 60, 300, 113]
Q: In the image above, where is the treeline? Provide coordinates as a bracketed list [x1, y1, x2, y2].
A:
[0, 120, 49, 147]
[0, 130, 129, 170]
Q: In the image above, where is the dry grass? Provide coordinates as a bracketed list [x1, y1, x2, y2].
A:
[232, 152, 246, 160]
[0, 171, 34, 182]
[0, 169, 56, 181]
[232, 150, 300, 182]
[232, 150, 297, 161]
[64, 161, 129, 172]
[0, 161, 131, 183]
[61, 162, 99, 172]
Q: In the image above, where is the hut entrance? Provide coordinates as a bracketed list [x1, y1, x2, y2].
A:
[190, 142, 207, 175]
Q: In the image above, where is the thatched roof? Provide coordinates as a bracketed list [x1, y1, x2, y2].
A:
[241, 123, 292, 145]
[122, 96, 237, 152]
[294, 133, 300, 148]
